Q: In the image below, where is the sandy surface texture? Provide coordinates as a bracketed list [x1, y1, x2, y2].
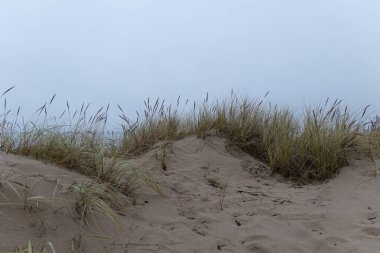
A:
[1, 136, 380, 253]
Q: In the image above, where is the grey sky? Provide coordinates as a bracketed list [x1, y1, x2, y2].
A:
[1, 0, 380, 124]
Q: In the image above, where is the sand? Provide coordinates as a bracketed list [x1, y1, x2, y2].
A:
[1, 136, 380, 252]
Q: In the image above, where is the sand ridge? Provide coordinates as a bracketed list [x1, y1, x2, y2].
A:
[1, 136, 380, 252]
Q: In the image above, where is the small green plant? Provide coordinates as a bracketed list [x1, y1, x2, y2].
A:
[9, 240, 55, 253]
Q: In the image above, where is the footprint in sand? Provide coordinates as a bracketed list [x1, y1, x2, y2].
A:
[177, 206, 197, 220]
[307, 185, 331, 206]
[318, 186, 331, 200]
[363, 207, 378, 224]
[241, 235, 272, 253]
[363, 227, 380, 236]
[243, 242, 271, 253]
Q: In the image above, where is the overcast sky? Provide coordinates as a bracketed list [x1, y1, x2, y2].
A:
[1, 0, 380, 125]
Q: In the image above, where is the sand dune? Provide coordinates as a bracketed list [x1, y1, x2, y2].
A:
[1, 136, 380, 252]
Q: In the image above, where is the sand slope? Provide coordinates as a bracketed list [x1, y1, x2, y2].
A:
[0, 151, 123, 253]
[1, 136, 380, 252]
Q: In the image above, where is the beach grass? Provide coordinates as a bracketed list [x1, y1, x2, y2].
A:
[119, 93, 378, 182]
[1, 87, 379, 190]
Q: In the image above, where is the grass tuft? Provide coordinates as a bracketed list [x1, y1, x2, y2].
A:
[119, 93, 377, 182]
